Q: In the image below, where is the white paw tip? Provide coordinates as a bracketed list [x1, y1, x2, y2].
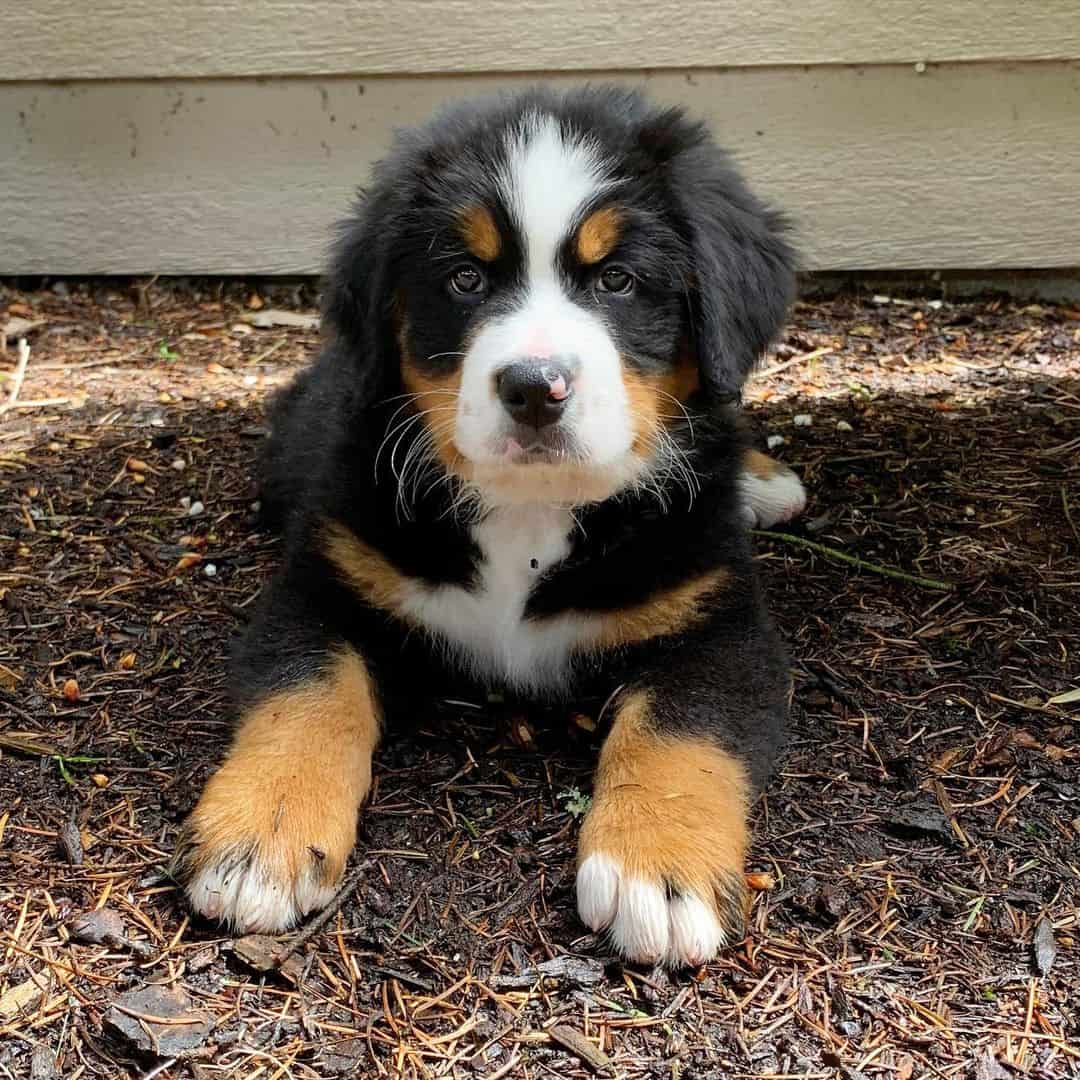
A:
[668, 892, 725, 968]
[613, 877, 670, 965]
[576, 852, 619, 931]
[185, 857, 336, 935]
[576, 854, 728, 969]
[739, 466, 807, 529]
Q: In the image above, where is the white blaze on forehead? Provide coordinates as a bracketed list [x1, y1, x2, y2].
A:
[450, 111, 640, 500]
[500, 113, 610, 285]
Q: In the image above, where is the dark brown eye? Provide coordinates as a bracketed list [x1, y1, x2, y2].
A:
[596, 266, 634, 295]
[448, 265, 487, 298]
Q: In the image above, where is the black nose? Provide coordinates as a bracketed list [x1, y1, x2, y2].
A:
[495, 360, 574, 430]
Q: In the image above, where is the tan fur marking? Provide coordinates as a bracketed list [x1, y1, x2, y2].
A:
[576, 206, 622, 264]
[459, 205, 501, 262]
[622, 362, 701, 454]
[591, 568, 729, 650]
[742, 448, 786, 481]
[325, 517, 722, 655]
[323, 519, 414, 616]
[400, 346, 467, 475]
[179, 649, 380, 895]
[579, 691, 749, 900]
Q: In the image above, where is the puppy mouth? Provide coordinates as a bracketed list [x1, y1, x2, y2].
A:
[498, 427, 576, 464]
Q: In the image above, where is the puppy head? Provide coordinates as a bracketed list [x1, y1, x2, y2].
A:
[324, 86, 795, 508]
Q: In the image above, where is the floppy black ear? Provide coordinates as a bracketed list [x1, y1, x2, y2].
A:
[320, 181, 403, 404]
[667, 131, 796, 401]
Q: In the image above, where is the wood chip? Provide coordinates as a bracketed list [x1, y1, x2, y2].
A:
[1033, 916, 1056, 975]
[547, 1025, 612, 1075]
[243, 310, 319, 330]
[233, 934, 306, 983]
[2, 316, 46, 342]
[58, 813, 83, 866]
[0, 975, 47, 1020]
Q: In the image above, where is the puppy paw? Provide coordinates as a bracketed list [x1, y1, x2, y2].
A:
[175, 653, 379, 933]
[738, 449, 806, 528]
[577, 850, 745, 968]
[575, 694, 750, 969]
[176, 768, 356, 934]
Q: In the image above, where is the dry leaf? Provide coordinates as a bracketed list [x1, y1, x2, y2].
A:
[105, 984, 213, 1058]
[1033, 916, 1057, 975]
[746, 871, 776, 891]
[931, 746, 966, 773]
[1010, 729, 1041, 749]
[1047, 687, 1080, 706]
[69, 907, 125, 944]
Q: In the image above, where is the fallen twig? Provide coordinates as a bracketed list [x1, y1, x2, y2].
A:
[0, 338, 30, 415]
[757, 345, 833, 379]
[754, 529, 954, 591]
[274, 859, 371, 966]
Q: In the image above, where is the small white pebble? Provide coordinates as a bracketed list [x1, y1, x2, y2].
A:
[766, 434, 786, 450]
[250, 500, 262, 513]
[964, 506, 975, 517]
[793, 414, 813, 427]
[179, 495, 191, 510]
[203, 563, 218, 577]
[836, 420, 854, 433]
[171, 457, 186, 472]
[872, 295, 892, 305]
[927, 299, 944, 310]
[187, 500, 205, 517]
[243, 374, 258, 386]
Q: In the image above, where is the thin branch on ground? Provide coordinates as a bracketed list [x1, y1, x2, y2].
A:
[0, 338, 30, 415]
[754, 529, 954, 591]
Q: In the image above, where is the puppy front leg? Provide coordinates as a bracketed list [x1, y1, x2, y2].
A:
[176, 647, 380, 933]
[577, 633, 786, 968]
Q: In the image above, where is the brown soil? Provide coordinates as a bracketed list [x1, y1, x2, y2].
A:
[1, 281, 1077, 1078]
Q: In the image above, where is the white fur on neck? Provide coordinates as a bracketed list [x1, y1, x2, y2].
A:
[396, 502, 596, 692]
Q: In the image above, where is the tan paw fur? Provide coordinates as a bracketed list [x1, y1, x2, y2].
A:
[176, 650, 380, 934]
[576, 692, 750, 969]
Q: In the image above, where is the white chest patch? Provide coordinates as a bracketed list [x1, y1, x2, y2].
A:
[396, 505, 598, 692]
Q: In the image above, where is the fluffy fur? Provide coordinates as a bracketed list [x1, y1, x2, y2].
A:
[177, 85, 800, 968]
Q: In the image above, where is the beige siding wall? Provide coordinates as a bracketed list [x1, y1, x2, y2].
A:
[2, 3, 1078, 274]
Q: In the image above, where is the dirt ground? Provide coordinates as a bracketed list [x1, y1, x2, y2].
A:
[1, 281, 1077, 1080]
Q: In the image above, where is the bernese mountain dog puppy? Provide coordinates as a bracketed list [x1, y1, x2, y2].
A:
[176, 85, 805, 969]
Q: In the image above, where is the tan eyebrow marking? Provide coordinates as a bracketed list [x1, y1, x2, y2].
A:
[576, 206, 622, 264]
[459, 205, 502, 262]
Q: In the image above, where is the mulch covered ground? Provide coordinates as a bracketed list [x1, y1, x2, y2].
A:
[1, 281, 1077, 1079]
